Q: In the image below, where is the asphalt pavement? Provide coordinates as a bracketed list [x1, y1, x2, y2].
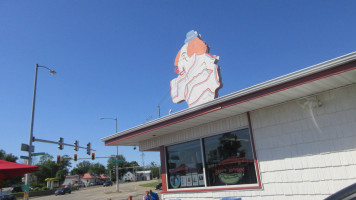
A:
[31, 180, 161, 200]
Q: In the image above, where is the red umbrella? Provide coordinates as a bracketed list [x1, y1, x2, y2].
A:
[0, 160, 39, 180]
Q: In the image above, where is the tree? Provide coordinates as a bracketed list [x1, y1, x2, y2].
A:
[89, 162, 106, 175]
[33, 158, 59, 185]
[37, 154, 54, 165]
[106, 155, 142, 181]
[70, 160, 91, 175]
[59, 155, 72, 171]
[32, 153, 72, 185]
[147, 161, 161, 179]
[56, 170, 68, 181]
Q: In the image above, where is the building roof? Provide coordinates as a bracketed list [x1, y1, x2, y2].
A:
[82, 173, 100, 179]
[101, 52, 356, 150]
[100, 174, 110, 179]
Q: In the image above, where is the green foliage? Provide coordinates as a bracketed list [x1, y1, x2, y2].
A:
[70, 160, 91, 175]
[0, 149, 18, 162]
[31, 182, 45, 188]
[37, 154, 54, 165]
[33, 153, 71, 185]
[33, 159, 59, 184]
[42, 186, 49, 190]
[107, 155, 141, 181]
[33, 187, 41, 191]
[139, 181, 161, 188]
[56, 169, 68, 182]
[147, 161, 161, 179]
[88, 162, 106, 175]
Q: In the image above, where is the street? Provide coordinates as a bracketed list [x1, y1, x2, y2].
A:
[32, 180, 161, 200]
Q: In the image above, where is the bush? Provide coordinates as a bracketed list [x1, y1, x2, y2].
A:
[42, 186, 49, 190]
[33, 187, 41, 191]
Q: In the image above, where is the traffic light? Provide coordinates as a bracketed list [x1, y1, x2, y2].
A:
[74, 154, 77, 162]
[74, 140, 79, 151]
[58, 137, 63, 150]
[86, 142, 91, 155]
[56, 155, 61, 165]
[91, 153, 95, 160]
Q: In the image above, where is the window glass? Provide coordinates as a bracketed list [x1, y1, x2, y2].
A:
[166, 140, 205, 189]
[203, 128, 257, 186]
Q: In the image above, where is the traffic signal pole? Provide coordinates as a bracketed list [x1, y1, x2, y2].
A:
[32, 137, 95, 152]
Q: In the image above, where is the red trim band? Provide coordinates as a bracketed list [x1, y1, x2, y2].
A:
[106, 60, 356, 146]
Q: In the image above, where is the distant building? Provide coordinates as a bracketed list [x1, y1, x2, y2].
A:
[135, 170, 151, 181]
[45, 178, 59, 189]
[121, 171, 135, 181]
[62, 175, 81, 186]
[100, 174, 110, 181]
[63, 173, 110, 186]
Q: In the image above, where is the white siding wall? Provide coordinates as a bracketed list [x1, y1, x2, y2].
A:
[140, 114, 248, 150]
[162, 84, 356, 200]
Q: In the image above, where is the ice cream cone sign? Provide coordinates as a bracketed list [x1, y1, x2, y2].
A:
[170, 30, 222, 107]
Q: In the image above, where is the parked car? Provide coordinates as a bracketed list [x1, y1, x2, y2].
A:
[0, 194, 16, 200]
[54, 187, 71, 196]
[10, 186, 22, 193]
[325, 182, 356, 200]
[79, 182, 85, 187]
[156, 182, 162, 190]
[103, 181, 113, 187]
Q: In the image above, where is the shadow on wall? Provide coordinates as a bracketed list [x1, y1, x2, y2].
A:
[252, 84, 356, 161]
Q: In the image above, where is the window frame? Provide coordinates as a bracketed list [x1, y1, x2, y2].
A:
[163, 114, 262, 193]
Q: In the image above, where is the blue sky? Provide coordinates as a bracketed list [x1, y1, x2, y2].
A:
[1, 1, 356, 169]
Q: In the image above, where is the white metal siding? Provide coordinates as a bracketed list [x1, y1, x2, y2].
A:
[162, 84, 356, 200]
[140, 114, 248, 151]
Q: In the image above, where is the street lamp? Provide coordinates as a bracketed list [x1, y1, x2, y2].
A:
[25, 64, 56, 200]
[99, 117, 119, 192]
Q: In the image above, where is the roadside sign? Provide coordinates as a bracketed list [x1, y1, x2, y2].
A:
[21, 144, 34, 152]
[112, 159, 123, 164]
[31, 152, 45, 156]
[22, 184, 30, 191]
[20, 156, 29, 159]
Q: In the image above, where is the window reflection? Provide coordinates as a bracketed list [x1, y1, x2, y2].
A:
[166, 140, 204, 189]
[203, 129, 257, 186]
[165, 128, 258, 189]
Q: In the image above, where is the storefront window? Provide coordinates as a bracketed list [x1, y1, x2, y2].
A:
[166, 140, 204, 189]
[165, 128, 258, 190]
[203, 128, 257, 186]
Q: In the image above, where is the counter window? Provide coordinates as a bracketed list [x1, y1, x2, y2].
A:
[165, 128, 258, 190]
[203, 128, 257, 186]
[166, 140, 204, 189]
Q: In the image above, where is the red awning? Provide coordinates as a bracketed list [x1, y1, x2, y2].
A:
[0, 160, 39, 180]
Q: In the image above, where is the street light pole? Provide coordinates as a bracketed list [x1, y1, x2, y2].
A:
[25, 64, 56, 200]
[100, 117, 119, 192]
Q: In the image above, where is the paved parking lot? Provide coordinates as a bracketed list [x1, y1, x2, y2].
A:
[32, 180, 161, 200]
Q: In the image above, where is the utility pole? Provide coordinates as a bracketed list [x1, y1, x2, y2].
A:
[141, 152, 145, 169]
[25, 64, 56, 200]
[158, 106, 161, 118]
[99, 117, 119, 192]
